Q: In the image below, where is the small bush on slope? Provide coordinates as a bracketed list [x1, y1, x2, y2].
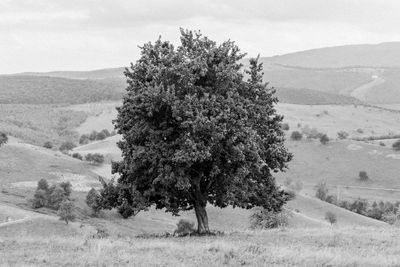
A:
[250, 208, 291, 229]
[325, 211, 337, 225]
[58, 199, 75, 224]
[174, 219, 195, 236]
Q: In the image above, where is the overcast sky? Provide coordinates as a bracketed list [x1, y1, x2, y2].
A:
[2, 0, 400, 73]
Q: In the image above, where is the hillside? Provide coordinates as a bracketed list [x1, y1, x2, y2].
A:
[0, 75, 125, 104]
[263, 42, 400, 68]
[20, 67, 126, 80]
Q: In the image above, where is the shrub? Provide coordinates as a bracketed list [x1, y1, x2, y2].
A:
[174, 219, 195, 236]
[43, 141, 53, 149]
[359, 171, 369, 181]
[37, 178, 49, 191]
[337, 131, 349, 140]
[356, 128, 364, 134]
[315, 181, 328, 201]
[85, 153, 104, 165]
[290, 131, 302, 141]
[79, 135, 90, 145]
[58, 199, 75, 224]
[89, 130, 98, 141]
[32, 189, 48, 208]
[325, 195, 337, 205]
[379, 142, 386, 147]
[100, 129, 111, 137]
[48, 185, 67, 209]
[118, 200, 136, 219]
[59, 141, 76, 151]
[59, 181, 72, 197]
[319, 134, 329, 145]
[325, 211, 337, 225]
[281, 123, 290, 131]
[392, 140, 400, 151]
[96, 131, 107, 141]
[0, 132, 8, 147]
[72, 153, 83, 160]
[110, 130, 117, 136]
[250, 208, 291, 229]
[86, 188, 101, 216]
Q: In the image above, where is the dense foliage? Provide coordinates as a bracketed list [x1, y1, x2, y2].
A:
[0, 132, 8, 147]
[109, 29, 292, 233]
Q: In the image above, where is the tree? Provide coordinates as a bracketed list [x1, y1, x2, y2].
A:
[0, 132, 8, 147]
[59, 181, 72, 197]
[85, 153, 104, 165]
[96, 131, 107, 140]
[86, 188, 101, 216]
[337, 131, 349, 140]
[59, 141, 76, 151]
[325, 211, 337, 225]
[109, 29, 292, 234]
[359, 171, 369, 181]
[32, 189, 48, 208]
[48, 185, 67, 209]
[315, 181, 328, 201]
[43, 141, 53, 149]
[58, 199, 75, 224]
[319, 134, 329, 145]
[392, 140, 400, 151]
[37, 178, 49, 192]
[79, 134, 90, 145]
[290, 131, 302, 141]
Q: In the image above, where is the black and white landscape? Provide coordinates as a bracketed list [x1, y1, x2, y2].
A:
[1, 1, 400, 266]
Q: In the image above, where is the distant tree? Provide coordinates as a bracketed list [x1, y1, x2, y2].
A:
[96, 131, 107, 141]
[86, 188, 101, 216]
[319, 134, 329, 145]
[106, 29, 292, 234]
[32, 189, 48, 208]
[281, 123, 290, 131]
[379, 142, 386, 147]
[58, 199, 75, 224]
[359, 171, 369, 181]
[356, 128, 364, 134]
[290, 131, 303, 141]
[0, 132, 8, 147]
[59, 181, 72, 197]
[315, 181, 329, 201]
[392, 140, 400, 151]
[43, 141, 53, 149]
[72, 152, 83, 160]
[337, 131, 349, 140]
[100, 129, 111, 137]
[79, 135, 90, 145]
[89, 130, 98, 141]
[325, 195, 337, 204]
[37, 178, 49, 192]
[350, 199, 368, 215]
[59, 141, 76, 151]
[48, 185, 67, 209]
[325, 211, 337, 225]
[85, 153, 104, 165]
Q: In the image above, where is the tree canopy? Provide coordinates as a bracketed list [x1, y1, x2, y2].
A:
[109, 29, 292, 233]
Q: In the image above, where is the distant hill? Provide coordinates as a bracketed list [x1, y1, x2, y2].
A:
[262, 42, 400, 69]
[19, 67, 126, 80]
[0, 76, 125, 104]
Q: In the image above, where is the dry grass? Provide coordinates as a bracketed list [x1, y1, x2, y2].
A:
[1, 225, 399, 266]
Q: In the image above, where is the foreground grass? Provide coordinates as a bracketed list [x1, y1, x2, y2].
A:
[1, 226, 400, 266]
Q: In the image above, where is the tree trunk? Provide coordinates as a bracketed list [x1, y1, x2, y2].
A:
[195, 204, 209, 234]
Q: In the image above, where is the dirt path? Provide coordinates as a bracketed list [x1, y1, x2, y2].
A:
[350, 75, 385, 102]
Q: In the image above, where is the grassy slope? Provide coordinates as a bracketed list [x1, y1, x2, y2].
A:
[1, 225, 399, 266]
[278, 103, 400, 138]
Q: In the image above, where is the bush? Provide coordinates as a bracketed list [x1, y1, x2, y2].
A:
[281, 123, 290, 131]
[356, 128, 364, 134]
[325, 211, 337, 225]
[250, 208, 291, 229]
[58, 199, 75, 224]
[337, 131, 349, 140]
[86, 188, 101, 216]
[325, 195, 337, 205]
[100, 129, 111, 137]
[290, 131, 302, 141]
[359, 171, 369, 181]
[59, 181, 72, 197]
[48, 185, 67, 209]
[43, 141, 53, 149]
[89, 130, 98, 141]
[315, 181, 328, 201]
[392, 140, 400, 151]
[32, 189, 48, 208]
[319, 134, 329, 145]
[379, 142, 386, 147]
[72, 153, 83, 160]
[59, 141, 76, 151]
[174, 219, 195, 236]
[85, 153, 104, 165]
[96, 131, 107, 141]
[79, 135, 90, 145]
[37, 178, 49, 191]
[0, 132, 8, 147]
